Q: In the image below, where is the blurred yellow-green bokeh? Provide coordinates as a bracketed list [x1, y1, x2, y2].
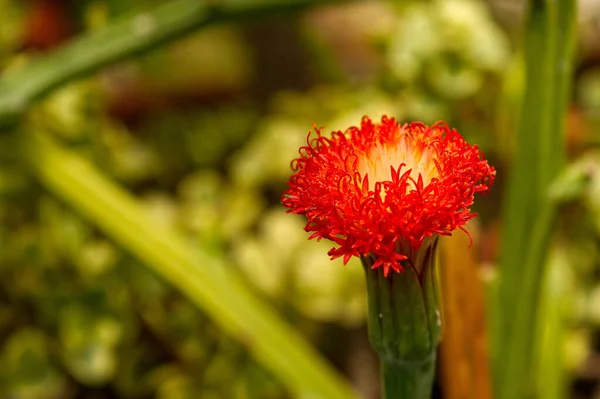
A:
[0, 0, 598, 398]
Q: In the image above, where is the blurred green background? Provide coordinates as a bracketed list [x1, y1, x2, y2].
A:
[0, 0, 598, 398]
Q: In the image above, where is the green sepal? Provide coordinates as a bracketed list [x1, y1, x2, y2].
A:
[420, 239, 442, 353]
[362, 238, 441, 363]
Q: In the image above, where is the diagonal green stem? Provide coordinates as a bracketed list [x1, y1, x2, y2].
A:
[21, 130, 358, 399]
[0, 0, 341, 128]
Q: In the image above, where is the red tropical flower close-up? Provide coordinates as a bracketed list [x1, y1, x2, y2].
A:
[282, 115, 496, 276]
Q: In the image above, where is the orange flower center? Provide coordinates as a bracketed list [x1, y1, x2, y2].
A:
[358, 132, 438, 192]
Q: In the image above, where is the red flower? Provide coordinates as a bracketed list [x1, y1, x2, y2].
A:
[282, 115, 496, 276]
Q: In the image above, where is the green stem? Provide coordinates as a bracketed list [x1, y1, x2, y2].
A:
[362, 240, 440, 399]
[0, 0, 342, 128]
[498, 0, 555, 320]
[496, 0, 576, 397]
[536, 245, 572, 399]
[499, 203, 556, 399]
[381, 356, 436, 399]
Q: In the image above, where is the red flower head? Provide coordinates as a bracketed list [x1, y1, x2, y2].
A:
[282, 115, 495, 276]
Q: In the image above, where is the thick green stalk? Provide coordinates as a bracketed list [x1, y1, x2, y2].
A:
[498, 0, 555, 332]
[21, 131, 358, 399]
[362, 240, 440, 399]
[0, 0, 341, 128]
[496, 0, 576, 397]
[536, 246, 572, 399]
[381, 356, 437, 399]
[551, 0, 577, 141]
[534, 2, 577, 398]
[498, 203, 556, 399]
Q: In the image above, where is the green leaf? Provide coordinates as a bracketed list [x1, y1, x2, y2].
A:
[495, 0, 577, 398]
[22, 131, 357, 399]
[0, 0, 343, 128]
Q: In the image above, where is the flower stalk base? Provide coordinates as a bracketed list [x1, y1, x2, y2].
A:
[381, 355, 437, 399]
[362, 239, 441, 399]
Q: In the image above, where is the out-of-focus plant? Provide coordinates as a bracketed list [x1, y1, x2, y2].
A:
[496, 1, 577, 398]
[0, 0, 25, 62]
[386, 0, 509, 101]
[6, 0, 593, 398]
[0, 1, 362, 398]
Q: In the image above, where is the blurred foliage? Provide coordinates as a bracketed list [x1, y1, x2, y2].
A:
[0, 0, 510, 398]
[1, 0, 600, 398]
